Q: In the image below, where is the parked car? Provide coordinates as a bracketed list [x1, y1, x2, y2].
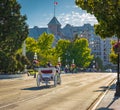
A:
[105, 69, 112, 72]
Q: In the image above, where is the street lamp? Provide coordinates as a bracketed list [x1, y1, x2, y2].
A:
[71, 59, 76, 74]
[33, 52, 38, 78]
[113, 40, 120, 96]
[93, 60, 96, 72]
[115, 53, 120, 96]
[72, 59, 74, 64]
[34, 52, 37, 60]
[71, 59, 75, 68]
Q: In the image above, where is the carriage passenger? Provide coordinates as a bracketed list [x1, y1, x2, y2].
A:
[46, 61, 52, 67]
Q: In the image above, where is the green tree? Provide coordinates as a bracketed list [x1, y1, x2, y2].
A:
[26, 37, 38, 53]
[55, 39, 70, 56]
[37, 32, 54, 51]
[73, 38, 93, 68]
[0, 50, 9, 73]
[16, 53, 31, 71]
[26, 33, 56, 66]
[0, 0, 28, 73]
[0, 0, 28, 54]
[55, 38, 93, 68]
[25, 37, 39, 65]
[55, 39, 70, 66]
[110, 40, 118, 64]
[75, 0, 120, 38]
[37, 33, 55, 65]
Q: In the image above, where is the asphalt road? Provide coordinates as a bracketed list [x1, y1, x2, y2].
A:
[0, 73, 116, 110]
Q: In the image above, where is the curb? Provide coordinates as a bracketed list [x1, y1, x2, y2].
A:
[0, 74, 26, 79]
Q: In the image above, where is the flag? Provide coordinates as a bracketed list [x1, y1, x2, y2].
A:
[54, 1, 58, 5]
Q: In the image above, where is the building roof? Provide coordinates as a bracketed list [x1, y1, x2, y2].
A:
[48, 16, 61, 26]
[29, 26, 48, 39]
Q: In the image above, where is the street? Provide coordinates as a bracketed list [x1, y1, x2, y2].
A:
[0, 73, 116, 110]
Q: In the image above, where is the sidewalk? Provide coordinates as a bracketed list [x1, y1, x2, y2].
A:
[0, 74, 34, 80]
[96, 81, 120, 110]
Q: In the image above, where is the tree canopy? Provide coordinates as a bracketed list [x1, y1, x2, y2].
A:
[25, 35, 93, 69]
[55, 38, 93, 68]
[75, 0, 120, 38]
[0, 0, 28, 54]
[0, 0, 28, 73]
[26, 33, 58, 66]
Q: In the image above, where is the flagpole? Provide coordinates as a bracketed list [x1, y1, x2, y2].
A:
[54, 0, 55, 17]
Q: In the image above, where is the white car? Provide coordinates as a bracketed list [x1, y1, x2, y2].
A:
[105, 69, 112, 72]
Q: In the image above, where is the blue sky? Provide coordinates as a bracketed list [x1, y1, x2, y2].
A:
[18, 0, 98, 28]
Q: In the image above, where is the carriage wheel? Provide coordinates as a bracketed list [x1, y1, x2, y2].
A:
[36, 74, 41, 87]
[54, 75, 57, 87]
[45, 81, 49, 86]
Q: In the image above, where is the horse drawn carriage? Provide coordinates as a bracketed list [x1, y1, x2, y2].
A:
[36, 67, 61, 87]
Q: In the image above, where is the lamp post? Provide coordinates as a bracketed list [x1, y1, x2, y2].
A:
[33, 52, 38, 78]
[65, 53, 68, 66]
[113, 40, 120, 96]
[93, 60, 96, 72]
[115, 52, 120, 96]
[71, 59, 75, 74]
[72, 59, 74, 64]
[34, 52, 37, 60]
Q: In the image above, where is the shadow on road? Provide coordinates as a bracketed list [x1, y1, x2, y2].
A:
[106, 96, 119, 108]
[95, 83, 120, 110]
[96, 96, 119, 110]
[96, 107, 114, 110]
[94, 83, 116, 92]
[94, 86, 109, 92]
[96, 97, 119, 110]
[21, 85, 55, 91]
